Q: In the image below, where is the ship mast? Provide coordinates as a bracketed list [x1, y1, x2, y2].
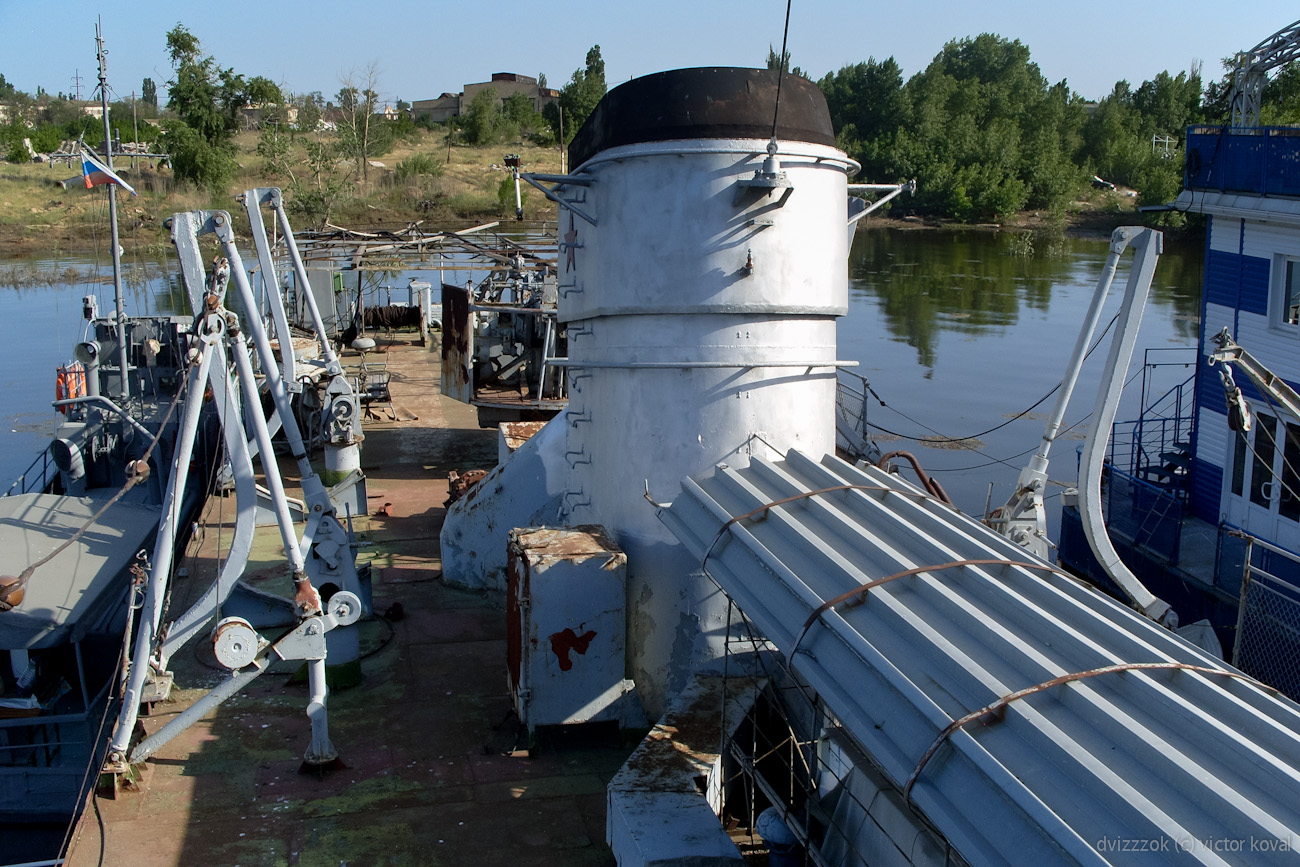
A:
[95, 19, 130, 400]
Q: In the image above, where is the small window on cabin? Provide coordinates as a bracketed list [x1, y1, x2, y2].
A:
[1232, 427, 1247, 497]
[1282, 260, 1300, 326]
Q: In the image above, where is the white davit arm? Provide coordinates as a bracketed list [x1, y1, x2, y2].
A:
[1075, 228, 1176, 626]
[993, 227, 1175, 625]
[989, 226, 1138, 558]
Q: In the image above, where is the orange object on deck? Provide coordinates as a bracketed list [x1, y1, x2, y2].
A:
[55, 362, 87, 413]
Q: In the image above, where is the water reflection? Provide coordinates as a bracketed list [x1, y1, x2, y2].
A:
[848, 228, 1203, 373]
[841, 226, 1204, 531]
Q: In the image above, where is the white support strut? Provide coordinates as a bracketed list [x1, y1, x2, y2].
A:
[1076, 227, 1176, 626]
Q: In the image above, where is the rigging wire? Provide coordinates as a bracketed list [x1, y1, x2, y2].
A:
[57, 540, 165, 865]
[771, 0, 793, 140]
[867, 362, 1149, 477]
[0, 373, 191, 609]
[1236, 392, 1300, 509]
[859, 308, 1122, 445]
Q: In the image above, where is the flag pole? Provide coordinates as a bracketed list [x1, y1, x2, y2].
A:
[96, 18, 130, 400]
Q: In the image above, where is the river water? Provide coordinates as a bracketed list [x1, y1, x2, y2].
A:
[0, 227, 1204, 537]
[839, 227, 1202, 538]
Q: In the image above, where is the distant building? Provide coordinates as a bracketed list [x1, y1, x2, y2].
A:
[411, 73, 559, 124]
[239, 103, 299, 129]
[410, 93, 460, 123]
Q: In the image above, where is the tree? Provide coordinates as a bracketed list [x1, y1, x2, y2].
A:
[766, 46, 806, 78]
[546, 45, 605, 143]
[502, 91, 543, 140]
[1079, 67, 1203, 205]
[1132, 68, 1202, 136]
[288, 138, 348, 226]
[244, 76, 282, 106]
[862, 34, 1084, 221]
[336, 63, 390, 184]
[296, 91, 323, 132]
[160, 24, 262, 189]
[460, 87, 503, 145]
[141, 77, 157, 108]
[818, 58, 906, 176]
[257, 118, 290, 176]
[164, 25, 249, 143]
[165, 23, 201, 68]
[164, 121, 237, 193]
[0, 74, 16, 102]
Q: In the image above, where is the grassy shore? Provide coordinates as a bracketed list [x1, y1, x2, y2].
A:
[0, 127, 1160, 256]
[0, 128, 566, 256]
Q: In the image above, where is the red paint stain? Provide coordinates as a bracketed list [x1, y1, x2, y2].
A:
[549, 627, 597, 671]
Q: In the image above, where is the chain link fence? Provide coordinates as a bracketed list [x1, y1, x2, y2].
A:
[1233, 535, 1300, 701]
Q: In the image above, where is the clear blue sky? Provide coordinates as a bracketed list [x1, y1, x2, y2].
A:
[1, 1, 1297, 106]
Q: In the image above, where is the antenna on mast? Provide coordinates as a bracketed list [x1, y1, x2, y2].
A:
[95, 17, 130, 400]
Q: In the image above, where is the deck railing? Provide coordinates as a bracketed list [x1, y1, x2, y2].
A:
[835, 372, 875, 463]
[1102, 465, 1184, 563]
[1108, 365, 1196, 503]
[1185, 125, 1300, 198]
[2, 448, 57, 498]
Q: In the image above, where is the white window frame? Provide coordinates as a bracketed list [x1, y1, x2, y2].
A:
[1270, 256, 1300, 330]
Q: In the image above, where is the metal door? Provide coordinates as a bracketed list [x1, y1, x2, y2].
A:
[1224, 409, 1300, 551]
[440, 284, 474, 404]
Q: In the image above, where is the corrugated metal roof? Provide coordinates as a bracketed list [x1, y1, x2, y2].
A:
[660, 450, 1300, 865]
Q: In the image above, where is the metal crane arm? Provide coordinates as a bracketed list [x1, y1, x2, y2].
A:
[1208, 327, 1300, 425]
[1231, 19, 1300, 128]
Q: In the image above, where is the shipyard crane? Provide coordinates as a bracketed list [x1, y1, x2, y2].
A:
[1229, 18, 1300, 128]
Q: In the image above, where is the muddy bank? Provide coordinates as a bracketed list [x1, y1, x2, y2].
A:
[0, 212, 165, 257]
[0, 205, 1182, 258]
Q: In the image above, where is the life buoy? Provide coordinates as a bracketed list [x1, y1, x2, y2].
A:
[69, 364, 86, 399]
[55, 363, 87, 414]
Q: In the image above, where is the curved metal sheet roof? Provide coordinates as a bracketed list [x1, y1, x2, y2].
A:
[660, 450, 1300, 865]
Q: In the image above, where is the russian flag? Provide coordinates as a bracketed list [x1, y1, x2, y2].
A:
[81, 149, 137, 196]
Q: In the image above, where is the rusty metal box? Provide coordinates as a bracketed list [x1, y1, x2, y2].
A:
[507, 525, 632, 730]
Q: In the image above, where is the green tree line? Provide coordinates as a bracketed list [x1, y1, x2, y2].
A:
[812, 32, 1300, 221]
[10, 27, 1300, 223]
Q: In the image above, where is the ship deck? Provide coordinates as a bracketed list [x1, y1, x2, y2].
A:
[65, 335, 631, 867]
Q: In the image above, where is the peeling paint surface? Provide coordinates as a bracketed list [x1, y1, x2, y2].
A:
[507, 526, 632, 729]
[550, 627, 598, 671]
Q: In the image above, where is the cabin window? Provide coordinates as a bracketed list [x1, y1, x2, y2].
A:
[1232, 428, 1247, 496]
[1250, 415, 1277, 508]
[1231, 411, 1300, 523]
[1278, 259, 1300, 327]
[1283, 421, 1300, 522]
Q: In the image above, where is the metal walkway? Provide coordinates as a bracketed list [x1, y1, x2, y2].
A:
[660, 450, 1300, 865]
